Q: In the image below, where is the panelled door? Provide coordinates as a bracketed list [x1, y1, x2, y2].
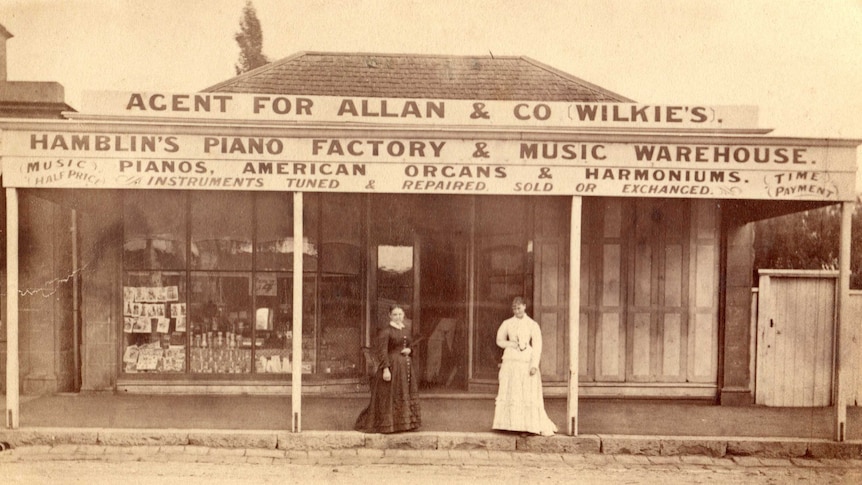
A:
[532, 199, 569, 382]
[580, 198, 719, 395]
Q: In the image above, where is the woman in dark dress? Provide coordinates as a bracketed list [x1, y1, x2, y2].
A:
[355, 304, 421, 433]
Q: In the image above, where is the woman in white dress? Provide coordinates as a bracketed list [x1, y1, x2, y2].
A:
[492, 297, 557, 436]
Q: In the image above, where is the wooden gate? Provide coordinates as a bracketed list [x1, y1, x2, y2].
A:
[755, 270, 836, 406]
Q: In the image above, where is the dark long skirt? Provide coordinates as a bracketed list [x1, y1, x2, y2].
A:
[355, 352, 421, 433]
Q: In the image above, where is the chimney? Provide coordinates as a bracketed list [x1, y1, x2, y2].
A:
[0, 23, 12, 82]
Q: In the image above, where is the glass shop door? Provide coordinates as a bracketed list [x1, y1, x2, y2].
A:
[416, 232, 469, 391]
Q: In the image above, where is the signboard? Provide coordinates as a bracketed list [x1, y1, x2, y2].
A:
[78, 91, 760, 132]
[2, 129, 856, 201]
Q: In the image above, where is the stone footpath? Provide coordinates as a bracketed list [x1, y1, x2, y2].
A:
[1, 428, 861, 464]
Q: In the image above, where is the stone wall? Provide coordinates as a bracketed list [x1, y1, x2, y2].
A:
[79, 191, 122, 391]
[17, 193, 75, 395]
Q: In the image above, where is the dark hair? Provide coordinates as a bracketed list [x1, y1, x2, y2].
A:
[511, 296, 526, 306]
[389, 304, 404, 314]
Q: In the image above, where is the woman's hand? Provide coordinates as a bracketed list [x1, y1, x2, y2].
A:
[382, 368, 392, 382]
[401, 347, 411, 356]
[529, 367, 538, 376]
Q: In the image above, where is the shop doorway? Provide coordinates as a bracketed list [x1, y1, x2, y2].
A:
[370, 195, 472, 392]
[417, 231, 469, 391]
[470, 196, 570, 386]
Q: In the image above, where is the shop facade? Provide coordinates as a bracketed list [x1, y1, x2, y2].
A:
[2, 53, 859, 435]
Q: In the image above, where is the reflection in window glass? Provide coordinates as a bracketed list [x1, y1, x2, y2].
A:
[191, 192, 253, 270]
[255, 193, 293, 271]
[321, 194, 362, 275]
[123, 191, 186, 270]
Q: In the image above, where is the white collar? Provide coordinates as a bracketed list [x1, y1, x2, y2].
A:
[389, 321, 405, 330]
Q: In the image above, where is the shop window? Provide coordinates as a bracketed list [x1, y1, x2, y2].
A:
[253, 273, 317, 374]
[121, 191, 366, 379]
[319, 275, 363, 376]
[316, 193, 365, 377]
[123, 191, 186, 269]
[255, 192, 293, 272]
[191, 192, 253, 270]
[122, 272, 187, 373]
[188, 272, 252, 374]
[253, 273, 288, 348]
[122, 191, 188, 374]
[320, 194, 361, 275]
[303, 194, 320, 272]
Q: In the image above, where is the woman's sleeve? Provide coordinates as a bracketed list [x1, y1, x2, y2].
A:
[530, 320, 543, 369]
[375, 327, 390, 369]
[495, 320, 510, 349]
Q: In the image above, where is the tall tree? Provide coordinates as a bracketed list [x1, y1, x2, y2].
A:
[754, 198, 862, 288]
[234, 1, 269, 75]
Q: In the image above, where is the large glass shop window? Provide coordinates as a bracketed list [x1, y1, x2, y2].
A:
[189, 273, 252, 373]
[188, 192, 253, 374]
[307, 193, 364, 377]
[253, 193, 297, 374]
[121, 191, 365, 378]
[122, 192, 188, 373]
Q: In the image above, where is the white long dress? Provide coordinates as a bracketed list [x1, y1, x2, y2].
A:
[492, 314, 557, 436]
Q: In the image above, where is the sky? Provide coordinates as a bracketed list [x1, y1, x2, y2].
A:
[0, 0, 860, 142]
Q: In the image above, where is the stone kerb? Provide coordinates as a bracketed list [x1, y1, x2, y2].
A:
[277, 430, 365, 451]
[806, 441, 862, 459]
[599, 435, 862, 459]
[0, 427, 99, 446]
[2, 427, 862, 460]
[600, 435, 726, 457]
[97, 429, 189, 447]
[437, 432, 517, 451]
[517, 434, 601, 454]
[726, 437, 809, 458]
[188, 429, 278, 449]
[363, 432, 439, 450]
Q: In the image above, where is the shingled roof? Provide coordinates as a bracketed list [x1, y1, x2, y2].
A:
[205, 52, 632, 102]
